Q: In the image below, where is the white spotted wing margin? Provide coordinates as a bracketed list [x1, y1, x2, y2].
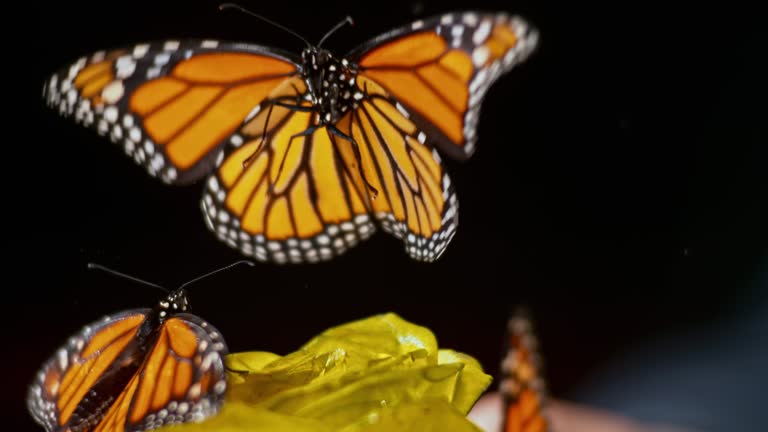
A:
[41, 39, 299, 185]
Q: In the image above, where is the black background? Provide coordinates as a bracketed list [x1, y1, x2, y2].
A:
[12, 0, 765, 429]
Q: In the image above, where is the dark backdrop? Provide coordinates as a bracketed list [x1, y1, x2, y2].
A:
[12, 0, 764, 429]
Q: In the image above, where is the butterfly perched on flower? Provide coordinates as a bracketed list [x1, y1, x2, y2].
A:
[27, 277, 228, 432]
[43, 5, 538, 264]
[500, 310, 550, 432]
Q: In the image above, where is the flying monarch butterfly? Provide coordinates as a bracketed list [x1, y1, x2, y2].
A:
[26, 266, 232, 432]
[500, 310, 550, 432]
[42, 4, 539, 264]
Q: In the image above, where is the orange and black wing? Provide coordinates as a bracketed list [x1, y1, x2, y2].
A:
[344, 76, 459, 261]
[43, 40, 299, 184]
[202, 75, 457, 263]
[27, 311, 228, 432]
[349, 12, 538, 160]
[27, 309, 148, 431]
[92, 314, 228, 432]
[500, 310, 550, 432]
[201, 76, 377, 263]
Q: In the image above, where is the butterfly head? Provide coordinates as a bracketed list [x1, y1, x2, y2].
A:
[158, 288, 190, 317]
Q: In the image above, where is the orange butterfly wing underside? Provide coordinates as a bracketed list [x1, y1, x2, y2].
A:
[501, 313, 550, 432]
[43, 41, 298, 184]
[27, 311, 227, 432]
[354, 12, 538, 160]
[201, 75, 457, 263]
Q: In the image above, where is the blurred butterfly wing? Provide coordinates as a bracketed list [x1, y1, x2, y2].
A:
[43, 40, 299, 184]
[27, 309, 149, 432]
[93, 314, 228, 432]
[344, 76, 459, 261]
[27, 311, 227, 432]
[349, 12, 538, 160]
[202, 77, 377, 264]
[501, 311, 550, 432]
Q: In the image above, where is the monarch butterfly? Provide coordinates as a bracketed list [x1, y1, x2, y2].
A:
[43, 5, 538, 264]
[26, 268, 229, 432]
[500, 310, 550, 432]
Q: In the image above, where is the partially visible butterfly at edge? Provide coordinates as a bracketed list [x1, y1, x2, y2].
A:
[27, 286, 228, 431]
[43, 5, 539, 264]
[500, 309, 550, 432]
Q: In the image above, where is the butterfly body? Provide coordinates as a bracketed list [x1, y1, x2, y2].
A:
[44, 11, 538, 263]
[300, 47, 361, 124]
[27, 289, 227, 432]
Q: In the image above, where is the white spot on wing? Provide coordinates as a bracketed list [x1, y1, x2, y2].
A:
[101, 81, 124, 104]
[472, 46, 490, 67]
[164, 40, 180, 51]
[473, 21, 493, 45]
[133, 44, 150, 58]
[104, 106, 118, 123]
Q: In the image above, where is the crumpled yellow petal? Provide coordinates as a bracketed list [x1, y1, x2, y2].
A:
[161, 313, 491, 431]
[339, 398, 483, 432]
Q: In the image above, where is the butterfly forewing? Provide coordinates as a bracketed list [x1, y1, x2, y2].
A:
[350, 12, 539, 160]
[43, 40, 299, 184]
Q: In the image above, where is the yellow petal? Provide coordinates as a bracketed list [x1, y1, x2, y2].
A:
[340, 398, 484, 432]
[159, 313, 490, 432]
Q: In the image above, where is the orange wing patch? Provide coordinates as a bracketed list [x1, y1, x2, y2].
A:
[43, 41, 298, 184]
[126, 317, 208, 427]
[356, 13, 538, 159]
[501, 313, 550, 432]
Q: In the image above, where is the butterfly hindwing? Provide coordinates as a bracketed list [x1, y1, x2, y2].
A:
[346, 76, 459, 262]
[202, 74, 457, 263]
[202, 77, 377, 264]
[350, 12, 539, 160]
[43, 40, 299, 184]
[27, 310, 228, 432]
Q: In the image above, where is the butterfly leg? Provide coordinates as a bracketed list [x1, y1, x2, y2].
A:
[242, 101, 275, 169]
[327, 125, 379, 199]
[241, 98, 315, 169]
[269, 125, 319, 194]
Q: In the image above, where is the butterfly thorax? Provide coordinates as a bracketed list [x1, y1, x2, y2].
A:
[301, 47, 360, 125]
[155, 288, 190, 320]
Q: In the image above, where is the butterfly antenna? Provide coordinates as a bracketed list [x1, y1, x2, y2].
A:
[87, 263, 169, 293]
[219, 3, 312, 48]
[177, 260, 254, 292]
[318, 16, 354, 48]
